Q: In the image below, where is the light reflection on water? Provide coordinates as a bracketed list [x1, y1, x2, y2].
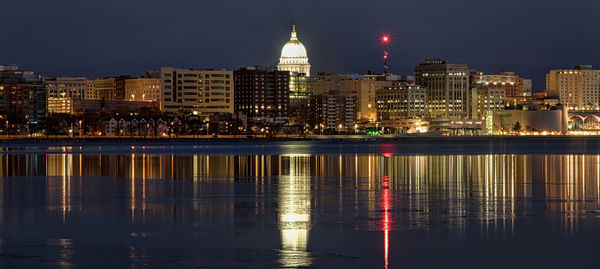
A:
[0, 153, 599, 268]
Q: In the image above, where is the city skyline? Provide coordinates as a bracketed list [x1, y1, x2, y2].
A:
[2, 0, 600, 89]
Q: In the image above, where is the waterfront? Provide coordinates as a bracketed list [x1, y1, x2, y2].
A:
[0, 141, 600, 268]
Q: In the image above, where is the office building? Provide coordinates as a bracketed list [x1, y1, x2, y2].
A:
[414, 59, 470, 119]
[376, 83, 427, 121]
[161, 67, 233, 114]
[470, 83, 506, 121]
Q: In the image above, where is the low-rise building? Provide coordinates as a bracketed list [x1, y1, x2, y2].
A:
[493, 105, 568, 133]
[101, 116, 170, 136]
[72, 99, 159, 114]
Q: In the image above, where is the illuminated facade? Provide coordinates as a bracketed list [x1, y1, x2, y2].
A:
[376, 83, 427, 121]
[125, 78, 161, 102]
[233, 66, 289, 119]
[414, 59, 470, 119]
[278, 25, 311, 76]
[312, 73, 393, 121]
[46, 77, 89, 100]
[310, 93, 356, 130]
[47, 98, 73, 114]
[288, 72, 312, 107]
[94, 77, 116, 100]
[46, 77, 93, 114]
[470, 83, 505, 120]
[471, 72, 532, 98]
[161, 67, 234, 115]
[546, 65, 600, 111]
[85, 79, 96, 100]
[494, 105, 568, 133]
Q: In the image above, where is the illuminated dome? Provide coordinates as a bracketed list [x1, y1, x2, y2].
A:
[278, 25, 311, 76]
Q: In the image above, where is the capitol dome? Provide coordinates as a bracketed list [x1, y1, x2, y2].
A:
[278, 25, 311, 76]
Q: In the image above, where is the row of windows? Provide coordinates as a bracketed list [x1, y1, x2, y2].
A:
[164, 73, 231, 79]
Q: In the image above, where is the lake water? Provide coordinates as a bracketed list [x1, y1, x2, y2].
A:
[0, 140, 600, 268]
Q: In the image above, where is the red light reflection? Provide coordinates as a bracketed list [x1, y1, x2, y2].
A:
[381, 176, 391, 269]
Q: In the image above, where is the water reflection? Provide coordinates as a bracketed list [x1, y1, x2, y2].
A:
[278, 155, 312, 268]
[0, 153, 599, 267]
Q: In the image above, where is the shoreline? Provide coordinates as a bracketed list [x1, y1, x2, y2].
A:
[0, 135, 598, 143]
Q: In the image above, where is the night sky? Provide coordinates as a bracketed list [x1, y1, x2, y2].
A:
[2, 0, 599, 90]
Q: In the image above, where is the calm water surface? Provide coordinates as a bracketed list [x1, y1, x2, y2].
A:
[1, 141, 600, 268]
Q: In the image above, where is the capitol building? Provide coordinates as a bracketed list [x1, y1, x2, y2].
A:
[278, 25, 311, 76]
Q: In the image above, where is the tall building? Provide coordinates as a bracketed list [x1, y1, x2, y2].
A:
[310, 93, 356, 130]
[414, 59, 470, 119]
[278, 25, 311, 76]
[546, 65, 600, 111]
[376, 83, 427, 121]
[161, 67, 233, 114]
[233, 66, 289, 119]
[0, 67, 46, 131]
[470, 83, 505, 121]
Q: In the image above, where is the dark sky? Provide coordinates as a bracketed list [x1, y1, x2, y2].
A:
[2, 0, 599, 90]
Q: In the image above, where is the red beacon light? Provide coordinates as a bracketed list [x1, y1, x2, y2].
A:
[382, 35, 390, 43]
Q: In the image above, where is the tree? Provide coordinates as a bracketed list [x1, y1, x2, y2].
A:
[512, 121, 522, 132]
